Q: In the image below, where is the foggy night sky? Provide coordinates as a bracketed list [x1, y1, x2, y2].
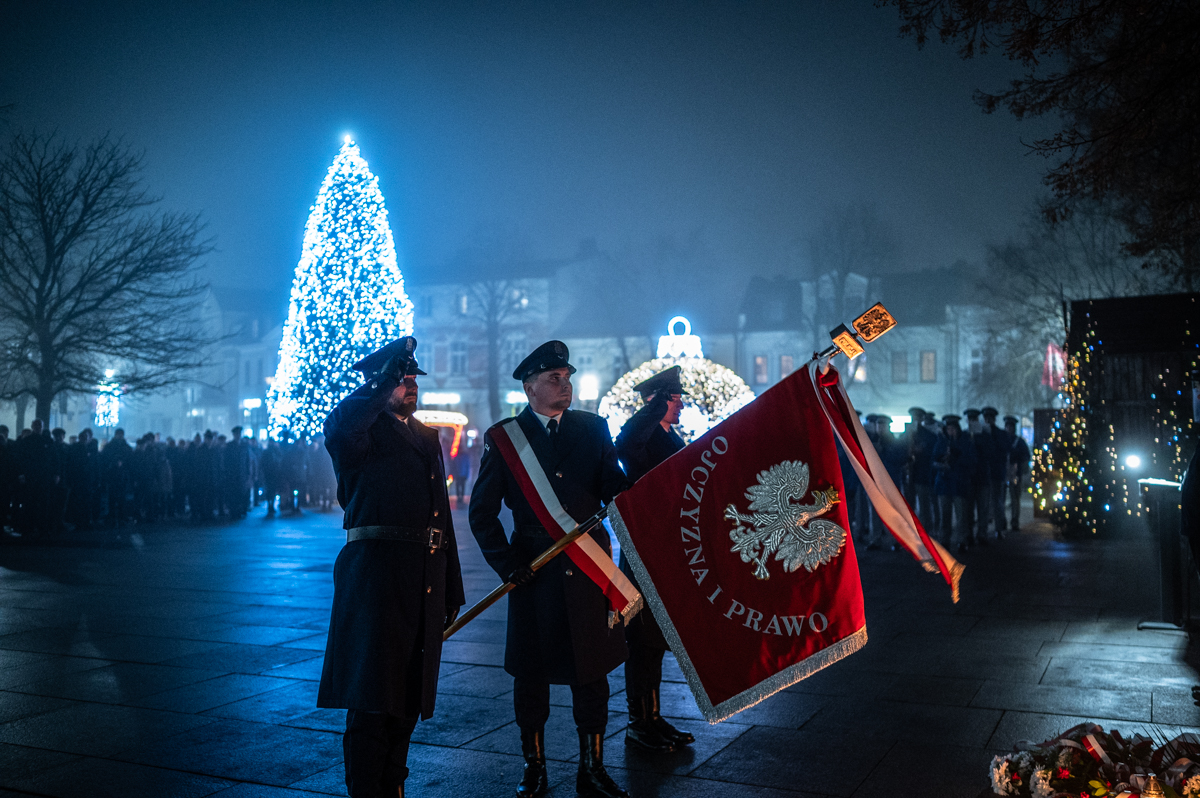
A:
[0, 0, 1050, 307]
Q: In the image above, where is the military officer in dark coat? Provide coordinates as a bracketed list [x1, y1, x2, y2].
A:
[981, 407, 1010, 540]
[317, 336, 465, 798]
[613, 366, 695, 754]
[469, 340, 630, 798]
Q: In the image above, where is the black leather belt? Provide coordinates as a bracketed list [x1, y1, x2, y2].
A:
[347, 525, 444, 550]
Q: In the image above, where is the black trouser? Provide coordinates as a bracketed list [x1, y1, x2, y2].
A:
[513, 676, 609, 735]
[344, 709, 419, 797]
[625, 641, 664, 703]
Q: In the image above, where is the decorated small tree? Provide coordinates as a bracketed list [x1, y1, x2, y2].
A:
[267, 137, 413, 439]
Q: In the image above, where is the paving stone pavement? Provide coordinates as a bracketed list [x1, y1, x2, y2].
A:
[0, 500, 1197, 797]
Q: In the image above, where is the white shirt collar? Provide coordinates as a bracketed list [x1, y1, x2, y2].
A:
[532, 409, 563, 431]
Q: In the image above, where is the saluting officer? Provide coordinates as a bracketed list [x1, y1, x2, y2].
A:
[614, 366, 695, 753]
[469, 340, 630, 798]
[317, 336, 466, 798]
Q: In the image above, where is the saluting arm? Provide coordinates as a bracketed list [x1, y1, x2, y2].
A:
[322, 375, 398, 466]
[614, 393, 667, 458]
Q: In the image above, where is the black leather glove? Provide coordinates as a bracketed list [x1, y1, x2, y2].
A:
[507, 564, 536, 586]
[377, 351, 412, 383]
[646, 390, 669, 417]
[444, 606, 460, 631]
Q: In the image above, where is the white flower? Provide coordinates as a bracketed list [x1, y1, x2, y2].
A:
[990, 756, 1017, 796]
[1056, 747, 1073, 770]
[1030, 768, 1056, 798]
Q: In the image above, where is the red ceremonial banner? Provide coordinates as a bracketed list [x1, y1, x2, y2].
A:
[609, 364, 866, 722]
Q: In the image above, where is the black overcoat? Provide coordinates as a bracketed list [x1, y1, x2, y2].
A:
[469, 406, 628, 685]
[614, 399, 686, 651]
[317, 375, 466, 719]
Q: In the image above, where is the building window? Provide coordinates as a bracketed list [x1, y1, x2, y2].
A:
[779, 355, 794, 378]
[891, 351, 908, 384]
[244, 361, 251, 387]
[501, 334, 526, 377]
[970, 348, 983, 382]
[450, 341, 468, 376]
[753, 355, 768, 385]
[920, 350, 937, 383]
[419, 295, 433, 317]
[256, 359, 263, 386]
[456, 294, 469, 316]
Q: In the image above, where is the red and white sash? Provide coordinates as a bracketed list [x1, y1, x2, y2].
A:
[490, 418, 643, 626]
[808, 361, 964, 602]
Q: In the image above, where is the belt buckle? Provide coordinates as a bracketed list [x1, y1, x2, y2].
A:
[428, 527, 444, 550]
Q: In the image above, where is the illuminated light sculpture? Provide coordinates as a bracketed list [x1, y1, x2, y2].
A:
[414, 410, 470, 459]
[599, 317, 756, 442]
[267, 137, 414, 439]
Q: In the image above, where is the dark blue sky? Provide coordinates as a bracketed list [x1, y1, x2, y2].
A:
[1, 0, 1049, 304]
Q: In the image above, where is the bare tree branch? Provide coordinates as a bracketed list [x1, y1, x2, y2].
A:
[0, 131, 216, 422]
[880, 0, 1200, 278]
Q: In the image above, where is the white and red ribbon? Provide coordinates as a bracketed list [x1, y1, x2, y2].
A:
[491, 419, 643, 626]
[807, 362, 964, 602]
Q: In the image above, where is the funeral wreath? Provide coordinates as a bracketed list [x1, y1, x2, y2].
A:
[989, 723, 1200, 797]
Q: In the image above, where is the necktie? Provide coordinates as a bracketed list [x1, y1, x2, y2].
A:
[547, 418, 558, 438]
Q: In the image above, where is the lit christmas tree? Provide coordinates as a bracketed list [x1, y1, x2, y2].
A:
[268, 137, 413, 439]
[599, 317, 756, 442]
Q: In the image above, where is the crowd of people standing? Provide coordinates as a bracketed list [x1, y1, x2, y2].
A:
[0, 422, 342, 536]
[844, 405, 1032, 554]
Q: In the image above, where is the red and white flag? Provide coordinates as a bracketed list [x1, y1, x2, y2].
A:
[490, 419, 643, 626]
[609, 363, 961, 722]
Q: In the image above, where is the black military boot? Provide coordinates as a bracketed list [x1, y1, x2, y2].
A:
[624, 694, 675, 752]
[517, 727, 548, 798]
[577, 732, 628, 798]
[647, 688, 694, 745]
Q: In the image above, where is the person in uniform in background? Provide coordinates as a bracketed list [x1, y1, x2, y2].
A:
[308, 434, 338, 511]
[981, 407, 1010, 540]
[318, 336, 464, 798]
[962, 408, 993, 547]
[470, 340, 631, 798]
[225, 427, 255, 519]
[907, 408, 937, 534]
[614, 366, 695, 753]
[1004, 416, 1030, 532]
[933, 415, 973, 552]
[868, 415, 908, 550]
[100, 428, 132, 529]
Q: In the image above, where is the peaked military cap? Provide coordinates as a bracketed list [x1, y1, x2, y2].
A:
[1002, 415, 1019, 425]
[981, 406, 999, 417]
[875, 415, 893, 424]
[865, 414, 880, 423]
[352, 336, 426, 375]
[908, 406, 927, 418]
[942, 414, 962, 425]
[633, 365, 686, 399]
[962, 408, 982, 419]
[513, 340, 576, 382]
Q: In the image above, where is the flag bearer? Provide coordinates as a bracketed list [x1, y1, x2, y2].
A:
[470, 340, 631, 798]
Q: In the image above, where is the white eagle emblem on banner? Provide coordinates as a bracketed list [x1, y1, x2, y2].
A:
[725, 460, 846, 580]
